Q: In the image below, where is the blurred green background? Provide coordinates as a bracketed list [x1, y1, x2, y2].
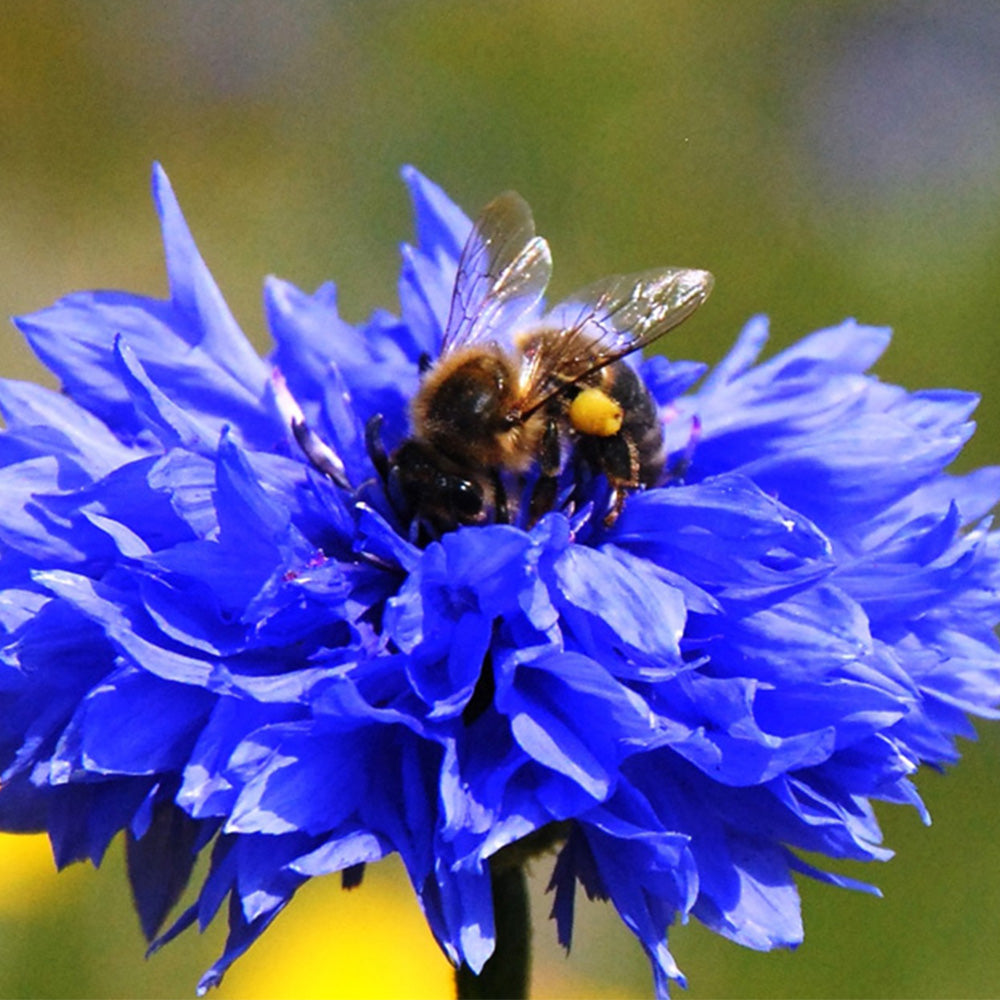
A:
[2, 2, 1000, 997]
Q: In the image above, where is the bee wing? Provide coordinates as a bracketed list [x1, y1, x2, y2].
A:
[440, 191, 553, 357]
[517, 266, 714, 415]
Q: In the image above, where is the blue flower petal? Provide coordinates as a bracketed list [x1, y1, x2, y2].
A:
[150, 164, 270, 397]
[53, 666, 213, 777]
[550, 543, 686, 673]
[225, 723, 366, 836]
[400, 165, 473, 264]
[397, 167, 472, 356]
[0, 378, 134, 480]
[114, 337, 218, 455]
[609, 475, 833, 603]
[126, 801, 206, 940]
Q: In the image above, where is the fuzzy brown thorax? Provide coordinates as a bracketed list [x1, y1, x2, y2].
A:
[411, 346, 543, 471]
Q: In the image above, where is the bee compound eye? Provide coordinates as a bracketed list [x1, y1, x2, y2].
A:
[450, 479, 483, 517]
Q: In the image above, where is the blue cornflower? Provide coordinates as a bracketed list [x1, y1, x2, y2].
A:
[1, 164, 999, 998]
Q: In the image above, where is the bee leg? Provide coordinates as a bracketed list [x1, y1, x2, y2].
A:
[527, 475, 558, 526]
[492, 468, 509, 523]
[526, 415, 562, 526]
[591, 433, 640, 526]
[385, 461, 413, 524]
[365, 413, 390, 483]
[606, 487, 628, 526]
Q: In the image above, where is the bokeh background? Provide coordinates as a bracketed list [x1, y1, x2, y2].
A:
[2, 2, 1000, 997]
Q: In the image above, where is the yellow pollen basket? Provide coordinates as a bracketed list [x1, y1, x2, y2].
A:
[568, 387, 624, 437]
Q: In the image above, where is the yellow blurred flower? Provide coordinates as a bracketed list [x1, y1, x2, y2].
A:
[0, 833, 59, 915]
[218, 858, 453, 1000]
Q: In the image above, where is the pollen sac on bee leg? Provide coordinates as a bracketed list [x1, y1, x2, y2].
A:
[568, 387, 624, 437]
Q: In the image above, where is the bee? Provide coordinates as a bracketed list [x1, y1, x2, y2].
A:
[376, 190, 714, 535]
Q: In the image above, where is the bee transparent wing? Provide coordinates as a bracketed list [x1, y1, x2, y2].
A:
[440, 191, 553, 357]
[517, 266, 714, 415]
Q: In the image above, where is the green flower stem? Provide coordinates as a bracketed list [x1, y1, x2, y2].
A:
[455, 862, 530, 1000]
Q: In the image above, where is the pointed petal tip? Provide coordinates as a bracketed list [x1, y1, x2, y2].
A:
[400, 165, 446, 208]
[150, 162, 175, 208]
